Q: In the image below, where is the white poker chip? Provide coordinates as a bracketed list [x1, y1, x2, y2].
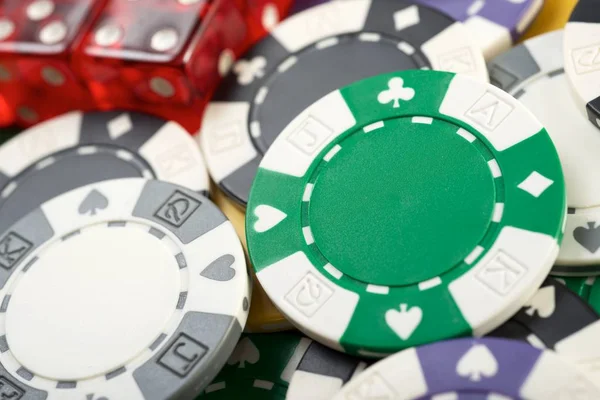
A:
[0, 110, 210, 234]
[0, 178, 250, 399]
[489, 30, 600, 275]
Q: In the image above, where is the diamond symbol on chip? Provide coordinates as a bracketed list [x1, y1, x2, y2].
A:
[517, 171, 553, 198]
[377, 77, 415, 108]
[107, 113, 133, 139]
[234, 56, 266, 85]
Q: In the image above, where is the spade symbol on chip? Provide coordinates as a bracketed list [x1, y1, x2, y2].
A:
[78, 189, 109, 216]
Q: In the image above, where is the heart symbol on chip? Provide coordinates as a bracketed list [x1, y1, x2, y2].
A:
[456, 344, 498, 382]
[200, 254, 236, 282]
[385, 304, 422, 340]
[573, 222, 600, 253]
[253, 205, 287, 233]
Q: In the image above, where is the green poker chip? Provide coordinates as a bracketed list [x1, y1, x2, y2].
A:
[246, 70, 566, 356]
[200, 333, 305, 399]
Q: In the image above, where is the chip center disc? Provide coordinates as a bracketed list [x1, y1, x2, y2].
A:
[309, 117, 495, 286]
[5, 226, 180, 381]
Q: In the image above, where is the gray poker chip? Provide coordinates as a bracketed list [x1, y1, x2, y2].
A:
[0, 178, 250, 399]
[0, 111, 209, 234]
[199, 0, 488, 206]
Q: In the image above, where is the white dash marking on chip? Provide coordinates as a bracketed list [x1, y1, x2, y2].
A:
[359, 32, 380, 42]
[526, 334, 546, 350]
[364, 121, 384, 133]
[254, 380, 274, 390]
[465, 246, 484, 265]
[278, 56, 297, 73]
[397, 41, 415, 55]
[492, 203, 504, 223]
[456, 128, 476, 142]
[116, 149, 134, 161]
[77, 146, 98, 155]
[468, 0, 485, 15]
[487, 159, 501, 178]
[430, 394, 458, 400]
[316, 37, 338, 49]
[36, 157, 55, 170]
[323, 144, 341, 162]
[420, 66, 431, 70]
[255, 87, 268, 105]
[302, 184, 314, 202]
[205, 382, 226, 393]
[412, 116, 432, 125]
[418, 277, 441, 291]
[324, 263, 343, 280]
[250, 121, 261, 138]
[302, 227, 314, 245]
[1, 181, 17, 198]
[367, 284, 389, 295]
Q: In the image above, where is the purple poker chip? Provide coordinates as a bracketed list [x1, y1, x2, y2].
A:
[332, 338, 600, 399]
[412, 0, 543, 59]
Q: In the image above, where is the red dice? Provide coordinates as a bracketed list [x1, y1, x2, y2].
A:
[0, 0, 292, 131]
[72, 0, 293, 133]
[0, 0, 104, 127]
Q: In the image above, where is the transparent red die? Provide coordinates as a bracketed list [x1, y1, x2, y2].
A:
[0, 0, 104, 127]
[72, 0, 293, 134]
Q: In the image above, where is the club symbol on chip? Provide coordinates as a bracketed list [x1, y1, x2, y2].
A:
[377, 77, 415, 108]
[78, 189, 108, 216]
[233, 56, 266, 85]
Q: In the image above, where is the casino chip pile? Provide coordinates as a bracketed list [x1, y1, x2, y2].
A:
[4, 0, 600, 398]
